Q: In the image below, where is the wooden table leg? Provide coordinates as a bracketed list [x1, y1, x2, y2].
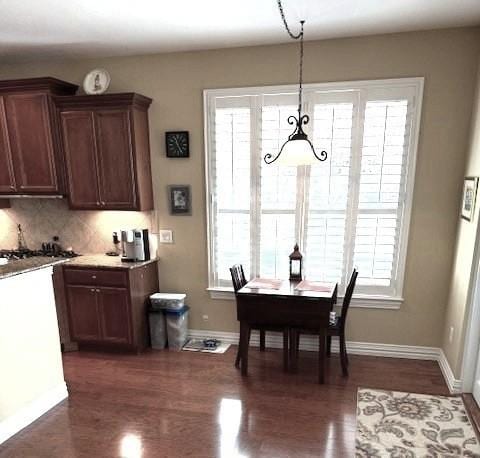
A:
[318, 328, 326, 384]
[240, 321, 250, 376]
[289, 328, 298, 373]
[283, 328, 289, 372]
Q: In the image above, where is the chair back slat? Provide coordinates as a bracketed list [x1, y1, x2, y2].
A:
[339, 269, 358, 330]
[230, 264, 247, 293]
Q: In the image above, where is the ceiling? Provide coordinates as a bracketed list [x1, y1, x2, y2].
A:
[1, 0, 480, 63]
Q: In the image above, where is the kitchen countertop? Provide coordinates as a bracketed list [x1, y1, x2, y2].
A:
[0, 255, 158, 280]
[63, 254, 158, 270]
[0, 257, 69, 280]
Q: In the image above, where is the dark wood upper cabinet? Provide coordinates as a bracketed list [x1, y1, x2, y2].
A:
[56, 93, 154, 211]
[95, 110, 136, 209]
[0, 78, 78, 196]
[0, 97, 15, 193]
[61, 111, 101, 207]
[6, 93, 58, 193]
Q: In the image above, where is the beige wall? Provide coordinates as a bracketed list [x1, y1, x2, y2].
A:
[1, 27, 479, 346]
[442, 59, 480, 377]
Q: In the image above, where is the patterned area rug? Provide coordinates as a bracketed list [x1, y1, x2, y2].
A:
[355, 388, 480, 457]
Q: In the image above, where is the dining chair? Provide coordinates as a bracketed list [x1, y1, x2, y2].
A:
[230, 264, 289, 370]
[296, 269, 358, 377]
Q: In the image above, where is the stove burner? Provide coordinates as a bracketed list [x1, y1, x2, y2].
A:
[0, 249, 80, 260]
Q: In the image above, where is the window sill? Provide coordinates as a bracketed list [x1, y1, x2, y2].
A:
[206, 287, 403, 310]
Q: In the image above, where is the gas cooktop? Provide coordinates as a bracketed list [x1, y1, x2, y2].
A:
[0, 249, 80, 260]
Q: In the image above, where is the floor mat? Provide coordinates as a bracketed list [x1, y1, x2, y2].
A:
[182, 338, 231, 353]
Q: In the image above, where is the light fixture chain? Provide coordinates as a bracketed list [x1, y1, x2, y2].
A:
[276, 1, 305, 113]
[298, 21, 304, 113]
[277, 0, 302, 39]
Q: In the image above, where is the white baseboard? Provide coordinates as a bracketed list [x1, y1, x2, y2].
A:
[438, 349, 463, 394]
[0, 382, 68, 445]
[188, 329, 460, 393]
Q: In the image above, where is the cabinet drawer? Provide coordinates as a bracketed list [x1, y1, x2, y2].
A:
[64, 268, 128, 287]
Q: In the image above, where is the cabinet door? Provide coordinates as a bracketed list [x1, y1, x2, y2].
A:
[97, 287, 132, 344]
[95, 110, 137, 209]
[60, 111, 101, 208]
[5, 93, 59, 193]
[66, 285, 101, 342]
[0, 97, 16, 193]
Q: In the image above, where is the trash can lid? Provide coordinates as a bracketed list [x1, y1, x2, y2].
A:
[150, 293, 186, 300]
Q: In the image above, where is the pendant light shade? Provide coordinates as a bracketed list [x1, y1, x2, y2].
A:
[278, 138, 317, 166]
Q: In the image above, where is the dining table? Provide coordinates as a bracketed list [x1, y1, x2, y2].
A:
[236, 278, 338, 383]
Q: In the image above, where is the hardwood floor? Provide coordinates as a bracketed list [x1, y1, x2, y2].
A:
[0, 347, 449, 457]
[463, 394, 480, 439]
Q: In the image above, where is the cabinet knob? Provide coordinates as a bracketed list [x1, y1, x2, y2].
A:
[96, 289, 100, 293]
[92, 275, 97, 279]
[90, 288, 95, 292]
[101, 201, 105, 206]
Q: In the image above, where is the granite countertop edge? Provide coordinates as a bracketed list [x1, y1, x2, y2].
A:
[0, 258, 69, 280]
[0, 255, 159, 280]
[64, 255, 159, 269]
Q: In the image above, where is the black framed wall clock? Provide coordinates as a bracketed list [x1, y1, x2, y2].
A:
[165, 131, 189, 158]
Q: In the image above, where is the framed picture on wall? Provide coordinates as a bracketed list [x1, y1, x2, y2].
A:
[461, 176, 479, 222]
[168, 185, 191, 215]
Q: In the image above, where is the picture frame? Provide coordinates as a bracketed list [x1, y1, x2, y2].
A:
[461, 176, 479, 222]
[168, 185, 191, 215]
[165, 131, 189, 158]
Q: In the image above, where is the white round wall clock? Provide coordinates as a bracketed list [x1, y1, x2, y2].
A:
[83, 68, 111, 95]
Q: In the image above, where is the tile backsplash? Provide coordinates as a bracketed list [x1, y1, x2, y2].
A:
[0, 199, 157, 255]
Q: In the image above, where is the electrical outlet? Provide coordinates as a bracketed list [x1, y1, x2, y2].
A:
[202, 314, 209, 322]
[449, 326, 454, 343]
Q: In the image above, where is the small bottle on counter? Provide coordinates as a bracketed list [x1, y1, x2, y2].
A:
[106, 232, 121, 257]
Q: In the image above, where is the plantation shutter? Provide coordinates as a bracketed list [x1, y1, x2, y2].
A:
[304, 91, 358, 284]
[352, 86, 417, 296]
[210, 96, 252, 286]
[259, 93, 299, 279]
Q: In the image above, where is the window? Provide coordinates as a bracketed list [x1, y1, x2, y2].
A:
[204, 78, 423, 306]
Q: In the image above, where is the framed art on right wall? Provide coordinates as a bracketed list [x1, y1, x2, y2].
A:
[461, 176, 479, 222]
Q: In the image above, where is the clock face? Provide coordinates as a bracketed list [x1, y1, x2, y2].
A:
[166, 131, 189, 158]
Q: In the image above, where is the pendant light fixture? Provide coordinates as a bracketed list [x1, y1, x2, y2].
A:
[264, 1, 328, 166]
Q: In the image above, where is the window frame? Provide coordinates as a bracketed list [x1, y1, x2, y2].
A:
[204, 77, 424, 309]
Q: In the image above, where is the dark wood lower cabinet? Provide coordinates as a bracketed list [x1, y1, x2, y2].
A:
[66, 285, 101, 342]
[98, 287, 131, 345]
[62, 262, 159, 352]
